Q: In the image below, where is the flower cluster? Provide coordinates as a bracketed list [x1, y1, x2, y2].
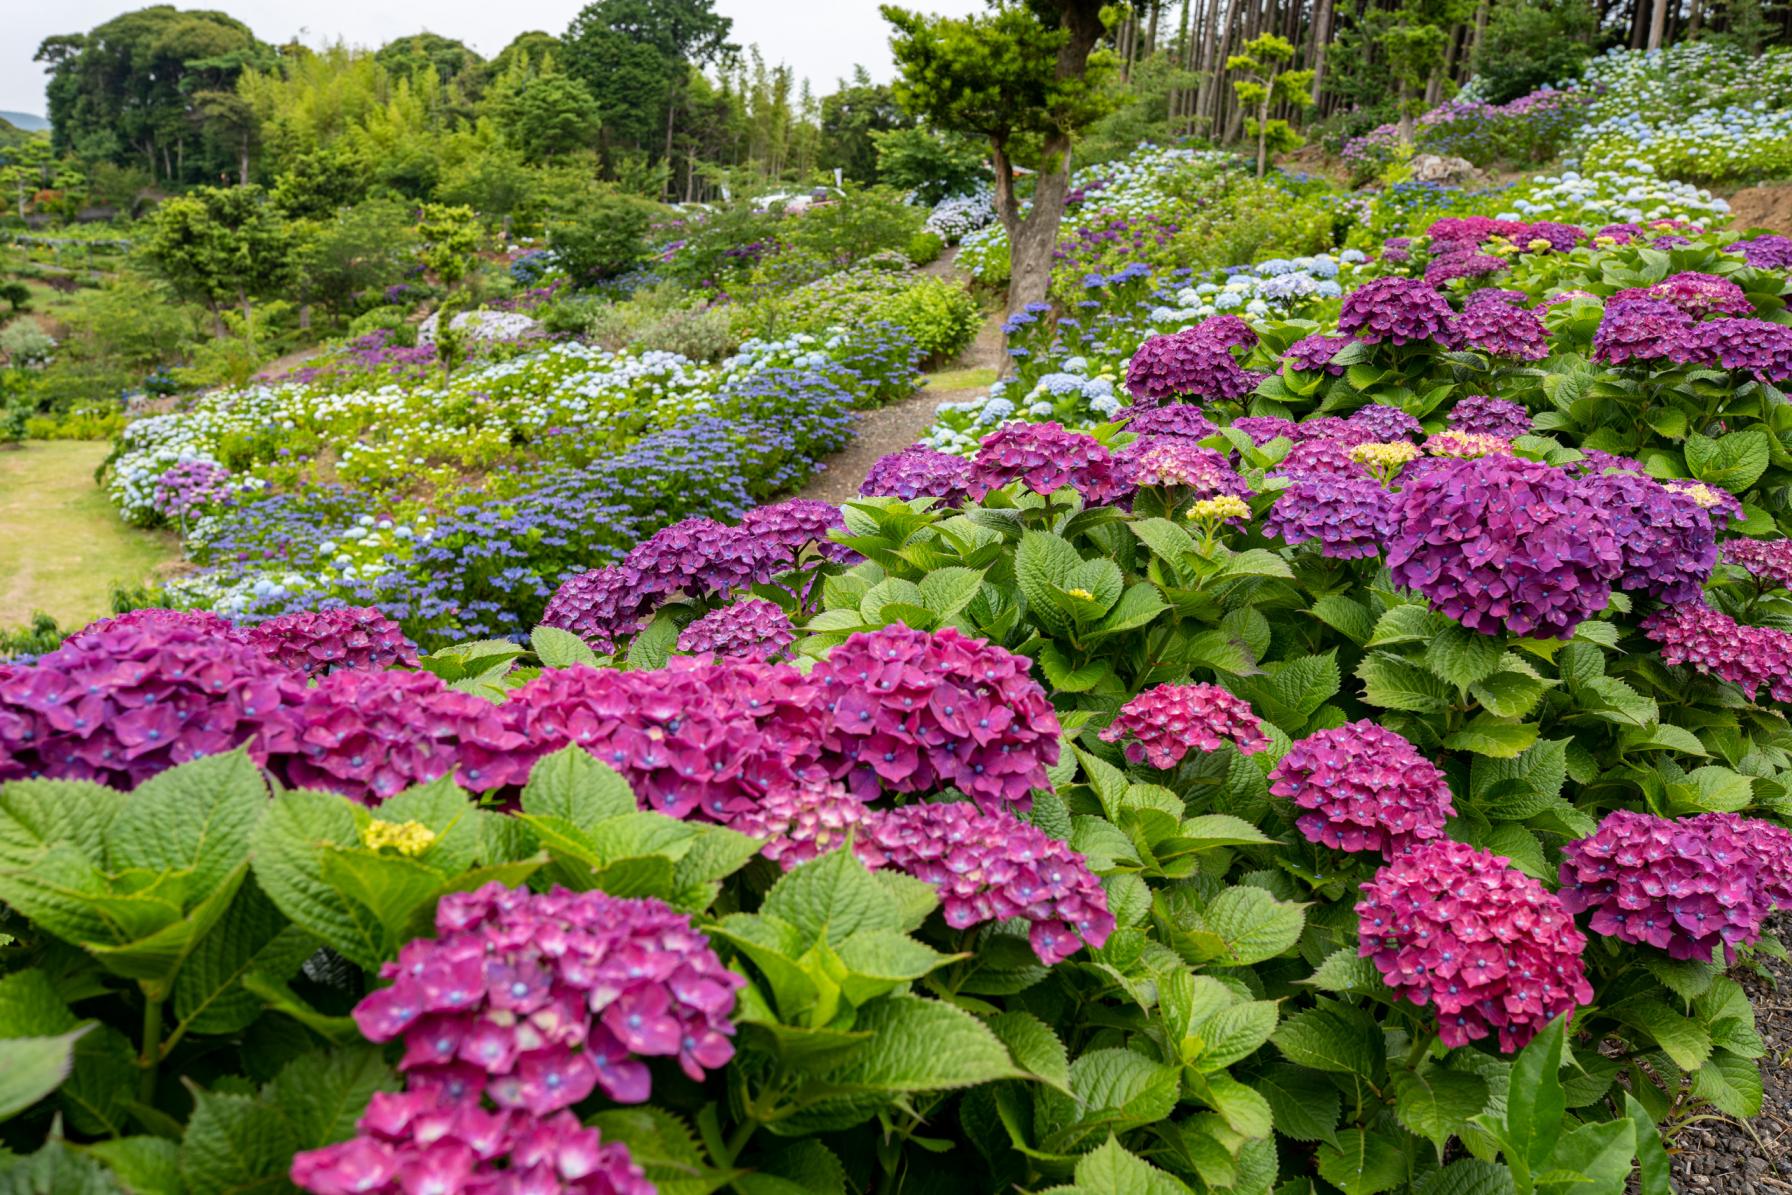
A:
[1723, 537, 1792, 590]
[1422, 431, 1512, 460]
[813, 625, 1060, 811]
[1347, 403, 1424, 442]
[1577, 472, 1717, 603]
[1098, 682, 1267, 768]
[351, 884, 740, 1110]
[151, 460, 234, 521]
[675, 598, 795, 662]
[1338, 278, 1459, 346]
[1112, 404, 1219, 440]
[1623, 271, 1753, 318]
[861, 446, 975, 506]
[1731, 234, 1792, 270]
[1557, 809, 1792, 962]
[1264, 475, 1397, 560]
[1446, 395, 1532, 439]
[865, 801, 1114, 965]
[968, 422, 1130, 504]
[1663, 480, 1744, 528]
[1592, 297, 1695, 366]
[1120, 438, 1251, 497]
[1641, 601, 1792, 702]
[1678, 318, 1792, 382]
[1269, 721, 1455, 856]
[738, 499, 853, 566]
[726, 770, 882, 870]
[1124, 317, 1260, 403]
[1285, 333, 1351, 375]
[1357, 840, 1594, 1052]
[1233, 416, 1300, 446]
[1386, 456, 1621, 638]
[242, 606, 419, 677]
[1452, 292, 1550, 360]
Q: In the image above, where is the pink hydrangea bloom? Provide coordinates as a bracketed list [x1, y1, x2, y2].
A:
[726, 770, 884, 870]
[1592, 298, 1695, 366]
[242, 606, 419, 677]
[738, 499, 856, 565]
[1453, 293, 1550, 360]
[968, 422, 1131, 503]
[813, 625, 1060, 812]
[1676, 318, 1792, 382]
[1357, 839, 1594, 1052]
[1446, 395, 1532, 439]
[1232, 416, 1300, 446]
[1339, 278, 1458, 346]
[676, 598, 795, 663]
[1126, 320, 1262, 403]
[865, 801, 1114, 965]
[1723, 538, 1792, 590]
[1269, 721, 1455, 856]
[1118, 438, 1252, 496]
[1098, 682, 1267, 768]
[1347, 403, 1424, 441]
[351, 884, 740, 1114]
[1641, 602, 1792, 702]
[1111, 404, 1219, 440]
[1284, 333, 1352, 375]
[1633, 272, 1753, 318]
[62, 607, 238, 647]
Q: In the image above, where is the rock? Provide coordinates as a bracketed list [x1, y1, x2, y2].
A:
[417, 309, 543, 344]
[1406, 153, 1485, 188]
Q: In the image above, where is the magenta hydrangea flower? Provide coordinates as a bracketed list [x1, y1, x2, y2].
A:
[861, 446, 975, 506]
[1731, 234, 1792, 270]
[1424, 250, 1504, 286]
[1125, 318, 1260, 403]
[1386, 456, 1621, 638]
[676, 598, 795, 663]
[501, 658, 827, 821]
[1263, 475, 1397, 560]
[1558, 809, 1792, 962]
[865, 801, 1113, 965]
[1723, 538, 1792, 590]
[1597, 223, 1645, 245]
[1098, 682, 1267, 768]
[242, 607, 419, 677]
[1269, 721, 1455, 856]
[1527, 221, 1587, 252]
[1574, 472, 1716, 604]
[1339, 278, 1458, 346]
[0, 619, 306, 789]
[812, 625, 1060, 812]
[739, 499, 855, 565]
[1641, 602, 1792, 702]
[1357, 839, 1594, 1052]
[1592, 298, 1696, 366]
[1232, 416, 1300, 446]
[968, 422, 1130, 503]
[725, 770, 884, 870]
[292, 1096, 650, 1195]
[1446, 395, 1532, 439]
[1278, 436, 1371, 480]
[151, 460, 233, 521]
[351, 884, 741, 1111]
[1285, 333, 1351, 375]
[1625, 272, 1753, 318]
[1347, 403, 1424, 442]
[269, 670, 525, 802]
[1541, 289, 1599, 310]
[1676, 318, 1792, 382]
[62, 607, 238, 647]
[1118, 438, 1252, 497]
[1111, 404, 1219, 439]
[1453, 293, 1550, 360]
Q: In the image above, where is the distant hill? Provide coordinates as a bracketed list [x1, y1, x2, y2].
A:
[0, 112, 49, 132]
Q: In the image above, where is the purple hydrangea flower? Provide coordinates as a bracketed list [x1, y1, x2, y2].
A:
[1634, 271, 1753, 318]
[1573, 472, 1715, 604]
[1269, 720, 1455, 856]
[1358, 839, 1594, 1053]
[860, 447, 975, 506]
[1642, 601, 1792, 702]
[1676, 318, 1792, 382]
[1098, 682, 1267, 768]
[1263, 475, 1396, 559]
[1111, 404, 1219, 439]
[1232, 416, 1300, 446]
[738, 499, 855, 565]
[1385, 456, 1621, 638]
[725, 770, 883, 870]
[1662, 480, 1744, 529]
[151, 460, 233, 520]
[1339, 278, 1458, 346]
[1454, 293, 1550, 360]
[1278, 436, 1372, 480]
[1730, 234, 1792, 270]
[243, 607, 419, 677]
[1347, 403, 1424, 441]
[1446, 395, 1532, 438]
[1723, 538, 1792, 590]
[1285, 333, 1352, 375]
[865, 801, 1113, 965]
[1592, 298, 1696, 366]
[676, 598, 795, 662]
[1118, 438, 1251, 497]
[968, 422, 1130, 504]
[1126, 318, 1261, 403]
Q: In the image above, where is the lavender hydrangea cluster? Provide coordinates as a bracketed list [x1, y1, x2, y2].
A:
[1557, 810, 1792, 962]
[151, 460, 234, 521]
[813, 625, 1060, 811]
[1098, 682, 1267, 768]
[1574, 472, 1716, 604]
[1338, 278, 1458, 346]
[1269, 721, 1456, 856]
[1347, 403, 1424, 441]
[1264, 475, 1397, 560]
[1641, 602, 1792, 703]
[350, 884, 740, 1111]
[1723, 538, 1792, 590]
[1284, 333, 1352, 375]
[860, 447, 975, 506]
[738, 499, 853, 565]
[1662, 480, 1744, 529]
[865, 801, 1114, 965]
[1111, 404, 1219, 440]
[1278, 435, 1372, 481]
[1452, 291, 1550, 360]
[967, 422, 1130, 504]
[242, 606, 419, 677]
[1446, 395, 1532, 439]
[1385, 456, 1621, 638]
[1124, 317, 1260, 403]
[675, 598, 795, 662]
[1677, 318, 1792, 382]
[1119, 438, 1251, 497]
[1592, 298, 1695, 366]
[1730, 234, 1792, 270]
[1232, 416, 1300, 446]
[1614, 272, 1752, 319]
[1358, 840, 1594, 1052]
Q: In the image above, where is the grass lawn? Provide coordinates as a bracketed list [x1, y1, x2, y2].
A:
[0, 441, 179, 627]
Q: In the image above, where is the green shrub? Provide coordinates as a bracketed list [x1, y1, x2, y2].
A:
[872, 126, 990, 204]
[906, 230, 945, 266]
[346, 306, 416, 344]
[784, 185, 924, 264]
[22, 404, 127, 441]
[877, 276, 981, 360]
[548, 194, 656, 286]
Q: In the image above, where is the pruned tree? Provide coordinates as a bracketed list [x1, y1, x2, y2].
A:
[1226, 33, 1315, 178]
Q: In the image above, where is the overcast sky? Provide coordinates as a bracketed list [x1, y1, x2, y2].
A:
[0, 0, 986, 118]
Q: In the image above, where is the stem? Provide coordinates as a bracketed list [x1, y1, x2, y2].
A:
[139, 995, 165, 1105]
[1403, 1026, 1435, 1071]
[724, 1116, 758, 1164]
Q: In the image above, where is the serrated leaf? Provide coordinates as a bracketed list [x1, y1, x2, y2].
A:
[1192, 886, 1304, 966]
[1426, 626, 1506, 690]
[266, 1046, 398, 1148]
[1256, 1064, 1340, 1147]
[1316, 1129, 1406, 1195]
[1357, 655, 1453, 713]
[519, 747, 639, 822]
[1073, 1136, 1193, 1195]
[531, 624, 600, 668]
[1273, 1009, 1382, 1075]
[762, 848, 899, 946]
[178, 1088, 300, 1195]
[1689, 1049, 1762, 1117]
[1393, 1069, 1489, 1154]
[985, 1012, 1071, 1093]
[172, 879, 317, 1037]
[814, 996, 1022, 1094]
[1415, 1159, 1516, 1195]
[108, 752, 266, 897]
[0, 1026, 90, 1121]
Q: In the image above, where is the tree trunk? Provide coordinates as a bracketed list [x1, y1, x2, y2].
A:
[1194, 0, 1225, 134]
[1471, 0, 1490, 65]
[1688, 0, 1705, 38]
[240, 131, 250, 186]
[1647, 0, 1669, 48]
[1309, 0, 1333, 103]
[1147, 1, 1161, 56]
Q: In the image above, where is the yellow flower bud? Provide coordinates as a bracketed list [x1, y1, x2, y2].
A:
[1189, 495, 1251, 522]
[361, 819, 437, 857]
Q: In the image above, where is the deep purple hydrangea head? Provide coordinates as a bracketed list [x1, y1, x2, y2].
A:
[1597, 223, 1644, 245]
[1285, 333, 1352, 375]
[1098, 682, 1266, 768]
[1112, 403, 1219, 439]
[1454, 294, 1550, 360]
[1662, 480, 1743, 529]
[861, 446, 975, 506]
[1573, 472, 1715, 604]
[243, 607, 419, 677]
[1592, 298, 1695, 366]
[969, 422, 1130, 503]
[351, 884, 741, 1112]
[1558, 810, 1792, 963]
[739, 499, 855, 564]
[0, 619, 306, 789]
[1572, 448, 1645, 477]
[1385, 456, 1621, 638]
[1118, 438, 1251, 497]
[500, 658, 827, 822]
[1264, 474, 1397, 559]
[1731, 234, 1792, 271]
[151, 460, 233, 521]
[1677, 318, 1792, 382]
[270, 670, 524, 802]
[1347, 403, 1424, 441]
[1446, 395, 1532, 438]
[1641, 602, 1792, 703]
[812, 625, 1059, 811]
[865, 801, 1113, 965]
[1723, 538, 1792, 590]
[725, 770, 883, 870]
[1126, 318, 1261, 403]
[676, 598, 795, 663]
[1269, 720, 1455, 856]
[1528, 222, 1586, 252]
[1358, 840, 1594, 1052]
[1339, 278, 1458, 346]
[1232, 416, 1300, 446]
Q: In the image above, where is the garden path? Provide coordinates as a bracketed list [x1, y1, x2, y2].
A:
[0, 441, 178, 627]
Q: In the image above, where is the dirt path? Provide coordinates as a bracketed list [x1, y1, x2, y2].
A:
[1724, 184, 1792, 236]
[0, 441, 179, 627]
